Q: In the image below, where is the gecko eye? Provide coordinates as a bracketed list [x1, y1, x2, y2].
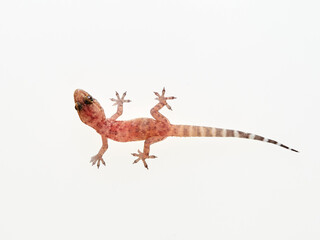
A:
[84, 95, 94, 105]
[75, 102, 83, 111]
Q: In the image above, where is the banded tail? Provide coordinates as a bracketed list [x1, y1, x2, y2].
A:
[169, 125, 298, 152]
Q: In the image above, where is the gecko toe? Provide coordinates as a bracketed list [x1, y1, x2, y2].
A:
[111, 91, 131, 106]
[154, 88, 176, 108]
[90, 154, 105, 168]
[131, 150, 156, 169]
[133, 158, 140, 164]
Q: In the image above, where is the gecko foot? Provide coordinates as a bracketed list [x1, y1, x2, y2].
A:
[110, 91, 131, 107]
[154, 87, 176, 110]
[90, 154, 106, 169]
[131, 150, 157, 169]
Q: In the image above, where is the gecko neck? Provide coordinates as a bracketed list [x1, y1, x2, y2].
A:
[86, 116, 108, 135]
[94, 118, 114, 136]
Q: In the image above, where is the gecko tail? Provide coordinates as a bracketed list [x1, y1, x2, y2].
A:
[169, 125, 299, 153]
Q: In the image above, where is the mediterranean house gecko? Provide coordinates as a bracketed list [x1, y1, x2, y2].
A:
[74, 88, 298, 169]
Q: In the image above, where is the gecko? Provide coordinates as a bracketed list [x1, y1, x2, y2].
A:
[74, 88, 298, 169]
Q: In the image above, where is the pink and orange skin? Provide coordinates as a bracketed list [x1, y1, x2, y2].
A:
[74, 88, 298, 169]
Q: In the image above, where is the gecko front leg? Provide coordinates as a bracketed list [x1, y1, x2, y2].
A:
[110, 91, 131, 120]
[90, 136, 108, 168]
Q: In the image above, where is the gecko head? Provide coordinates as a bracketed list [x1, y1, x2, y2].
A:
[74, 89, 106, 129]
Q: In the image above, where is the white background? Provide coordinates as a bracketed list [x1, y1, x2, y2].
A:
[0, 1, 319, 239]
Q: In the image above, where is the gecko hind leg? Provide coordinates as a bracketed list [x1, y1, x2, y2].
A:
[151, 88, 176, 123]
[132, 136, 166, 169]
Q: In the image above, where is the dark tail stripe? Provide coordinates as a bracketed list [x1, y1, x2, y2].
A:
[183, 126, 189, 136]
[254, 135, 264, 141]
[268, 139, 277, 144]
[205, 127, 211, 136]
[238, 131, 250, 138]
[227, 129, 234, 137]
[216, 128, 222, 137]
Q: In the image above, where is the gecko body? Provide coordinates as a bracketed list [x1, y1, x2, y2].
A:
[74, 88, 298, 169]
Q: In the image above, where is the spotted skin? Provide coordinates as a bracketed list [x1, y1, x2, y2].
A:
[74, 88, 298, 169]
